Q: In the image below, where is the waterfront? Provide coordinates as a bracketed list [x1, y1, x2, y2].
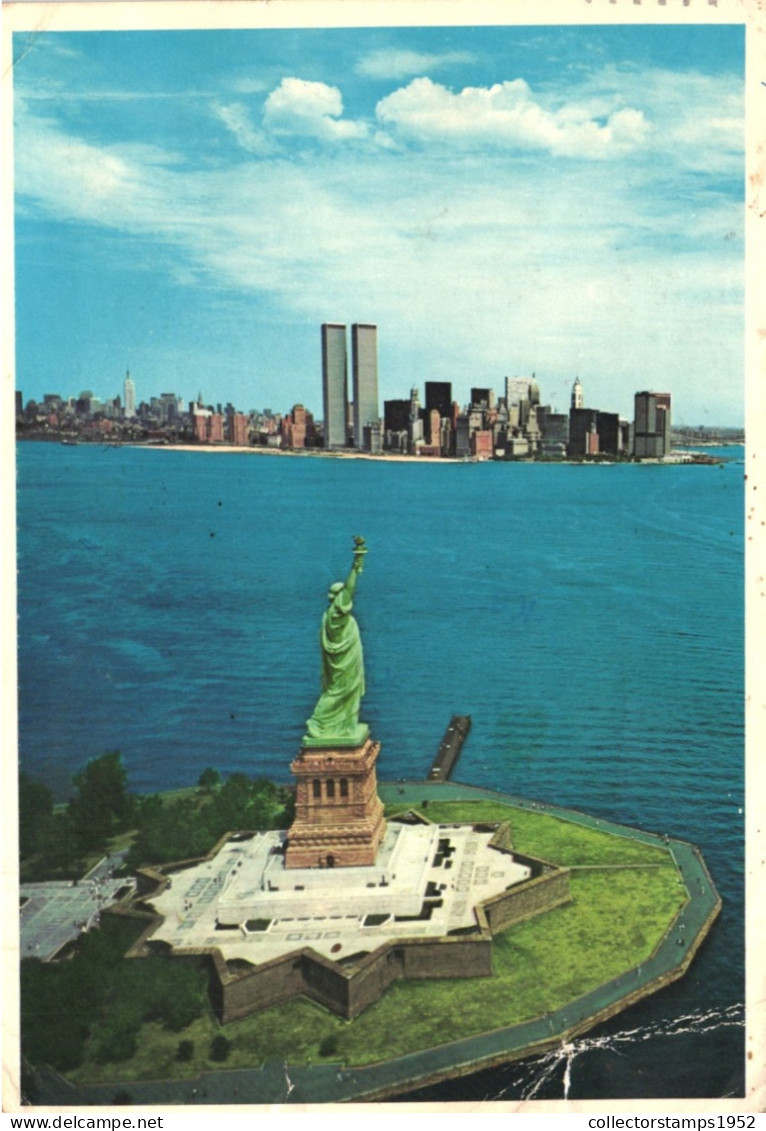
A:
[15, 441, 745, 1100]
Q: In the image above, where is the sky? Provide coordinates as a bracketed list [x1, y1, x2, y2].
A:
[11, 21, 745, 426]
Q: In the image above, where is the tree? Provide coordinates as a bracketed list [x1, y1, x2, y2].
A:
[209, 1035, 231, 1062]
[19, 773, 53, 857]
[36, 810, 83, 876]
[198, 767, 220, 791]
[69, 752, 134, 852]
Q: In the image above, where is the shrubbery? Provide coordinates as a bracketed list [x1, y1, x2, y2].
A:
[125, 775, 294, 869]
[20, 753, 295, 876]
[209, 1035, 230, 1062]
[20, 915, 209, 1072]
[20, 753, 135, 880]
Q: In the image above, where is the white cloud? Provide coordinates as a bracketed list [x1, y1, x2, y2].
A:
[375, 77, 650, 158]
[570, 65, 744, 175]
[229, 78, 270, 95]
[212, 101, 274, 155]
[262, 77, 368, 142]
[355, 48, 475, 80]
[13, 62, 743, 422]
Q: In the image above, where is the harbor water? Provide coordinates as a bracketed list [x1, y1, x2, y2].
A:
[15, 441, 745, 1100]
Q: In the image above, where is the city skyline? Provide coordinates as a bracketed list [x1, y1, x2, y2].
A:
[10, 19, 744, 426]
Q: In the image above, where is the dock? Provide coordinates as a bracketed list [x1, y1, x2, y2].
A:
[427, 715, 472, 781]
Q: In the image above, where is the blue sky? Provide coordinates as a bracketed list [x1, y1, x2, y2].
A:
[12, 22, 745, 424]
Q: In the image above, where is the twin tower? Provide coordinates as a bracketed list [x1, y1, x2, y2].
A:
[322, 323, 379, 452]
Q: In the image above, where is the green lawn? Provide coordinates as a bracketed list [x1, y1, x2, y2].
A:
[389, 800, 671, 866]
[66, 799, 686, 1083]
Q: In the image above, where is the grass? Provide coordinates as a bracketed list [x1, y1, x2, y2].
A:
[388, 800, 670, 867]
[66, 798, 687, 1083]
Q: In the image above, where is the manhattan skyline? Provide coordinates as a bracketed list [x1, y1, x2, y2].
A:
[10, 18, 744, 426]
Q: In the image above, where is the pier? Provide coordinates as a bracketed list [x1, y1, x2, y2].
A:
[428, 715, 472, 781]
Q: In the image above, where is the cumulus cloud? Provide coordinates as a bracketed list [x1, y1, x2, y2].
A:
[376, 77, 650, 158]
[355, 48, 475, 80]
[262, 77, 368, 142]
[13, 57, 742, 421]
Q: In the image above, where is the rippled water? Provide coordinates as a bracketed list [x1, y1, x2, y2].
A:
[16, 442, 745, 1099]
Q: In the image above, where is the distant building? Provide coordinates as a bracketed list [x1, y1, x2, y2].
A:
[505, 376, 540, 408]
[470, 387, 495, 411]
[322, 323, 348, 450]
[352, 324, 379, 452]
[409, 386, 424, 449]
[596, 411, 621, 456]
[571, 378, 583, 411]
[282, 404, 307, 449]
[124, 372, 136, 418]
[362, 421, 384, 454]
[227, 410, 249, 446]
[192, 405, 210, 442]
[471, 429, 493, 459]
[569, 407, 600, 456]
[424, 382, 452, 442]
[540, 409, 569, 452]
[634, 392, 671, 458]
[384, 399, 410, 435]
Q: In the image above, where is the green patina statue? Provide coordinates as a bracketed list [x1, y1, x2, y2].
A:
[304, 537, 370, 748]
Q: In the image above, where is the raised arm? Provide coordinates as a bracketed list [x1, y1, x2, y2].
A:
[344, 536, 367, 597]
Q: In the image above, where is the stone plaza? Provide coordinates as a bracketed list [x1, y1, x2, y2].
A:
[147, 819, 532, 967]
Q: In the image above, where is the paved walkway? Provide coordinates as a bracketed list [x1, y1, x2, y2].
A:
[28, 783, 721, 1106]
[20, 851, 134, 961]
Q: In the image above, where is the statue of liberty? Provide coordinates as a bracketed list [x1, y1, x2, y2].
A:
[304, 537, 369, 748]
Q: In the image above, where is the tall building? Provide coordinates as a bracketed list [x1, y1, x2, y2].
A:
[322, 323, 348, 450]
[505, 377, 532, 406]
[424, 381, 452, 443]
[571, 377, 583, 410]
[384, 399, 410, 434]
[634, 392, 671, 458]
[569, 407, 599, 456]
[596, 411, 621, 455]
[471, 387, 495, 410]
[351, 324, 379, 452]
[124, 371, 136, 418]
[409, 385, 424, 447]
[424, 382, 451, 418]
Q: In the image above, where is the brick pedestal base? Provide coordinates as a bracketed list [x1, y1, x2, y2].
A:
[285, 738, 386, 868]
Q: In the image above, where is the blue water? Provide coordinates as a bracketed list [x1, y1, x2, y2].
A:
[16, 442, 745, 1100]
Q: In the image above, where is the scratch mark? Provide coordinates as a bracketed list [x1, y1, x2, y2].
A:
[489, 1004, 744, 1101]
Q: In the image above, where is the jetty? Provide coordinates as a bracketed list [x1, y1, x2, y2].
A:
[428, 715, 472, 781]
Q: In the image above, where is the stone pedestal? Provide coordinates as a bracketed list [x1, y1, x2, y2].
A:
[285, 737, 386, 869]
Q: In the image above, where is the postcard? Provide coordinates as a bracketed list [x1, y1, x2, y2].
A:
[2, 0, 763, 1117]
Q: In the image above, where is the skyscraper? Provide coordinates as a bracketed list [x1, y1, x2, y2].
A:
[634, 391, 671, 458]
[351, 324, 379, 452]
[571, 377, 583, 410]
[322, 324, 348, 450]
[424, 381, 452, 442]
[123, 371, 136, 418]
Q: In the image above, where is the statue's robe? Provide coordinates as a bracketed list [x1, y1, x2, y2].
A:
[306, 585, 365, 742]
